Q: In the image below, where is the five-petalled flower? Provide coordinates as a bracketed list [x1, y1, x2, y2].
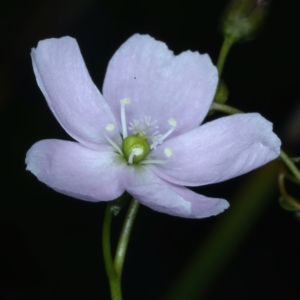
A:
[25, 34, 281, 218]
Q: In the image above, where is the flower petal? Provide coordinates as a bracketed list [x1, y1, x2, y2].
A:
[103, 34, 218, 137]
[31, 36, 121, 150]
[25, 139, 126, 201]
[125, 166, 229, 218]
[149, 113, 281, 186]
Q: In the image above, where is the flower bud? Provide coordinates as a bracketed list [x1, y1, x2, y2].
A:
[221, 0, 270, 42]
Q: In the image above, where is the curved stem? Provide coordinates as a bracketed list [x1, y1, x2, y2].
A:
[216, 35, 235, 76]
[102, 204, 122, 300]
[283, 172, 300, 185]
[280, 149, 300, 182]
[210, 102, 243, 114]
[114, 199, 140, 277]
[278, 171, 300, 210]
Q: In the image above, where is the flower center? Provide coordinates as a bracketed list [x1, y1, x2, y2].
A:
[122, 134, 150, 163]
[105, 98, 175, 165]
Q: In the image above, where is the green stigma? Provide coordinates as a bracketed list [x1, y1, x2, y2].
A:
[122, 134, 150, 164]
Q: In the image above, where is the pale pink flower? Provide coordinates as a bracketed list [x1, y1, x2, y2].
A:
[25, 34, 281, 218]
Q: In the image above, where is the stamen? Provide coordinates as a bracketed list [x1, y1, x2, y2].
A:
[120, 98, 131, 138]
[139, 159, 168, 165]
[150, 136, 162, 150]
[158, 118, 177, 141]
[140, 147, 172, 165]
[104, 134, 123, 156]
[128, 148, 143, 164]
[129, 119, 141, 134]
[129, 116, 159, 137]
[144, 116, 158, 132]
[150, 118, 177, 149]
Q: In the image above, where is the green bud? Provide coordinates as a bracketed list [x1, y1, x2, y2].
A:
[122, 134, 150, 164]
[221, 0, 270, 42]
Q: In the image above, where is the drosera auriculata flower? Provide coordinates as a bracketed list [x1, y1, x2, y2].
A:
[25, 34, 281, 218]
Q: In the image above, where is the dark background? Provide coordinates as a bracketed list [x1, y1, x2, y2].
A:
[1, 0, 300, 299]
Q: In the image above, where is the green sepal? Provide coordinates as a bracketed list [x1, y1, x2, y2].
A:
[109, 193, 130, 216]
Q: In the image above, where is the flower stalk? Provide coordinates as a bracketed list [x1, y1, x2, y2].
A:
[216, 35, 235, 77]
[279, 150, 300, 183]
[210, 102, 242, 115]
[103, 199, 140, 299]
[102, 204, 122, 300]
[114, 199, 140, 277]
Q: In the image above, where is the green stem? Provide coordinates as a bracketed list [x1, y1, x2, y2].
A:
[216, 35, 235, 76]
[210, 102, 243, 114]
[283, 172, 300, 185]
[278, 172, 300, 210]
[114, 199, 140, 277]
[102, 204, 122, 300]
[280, 149, 300, 182]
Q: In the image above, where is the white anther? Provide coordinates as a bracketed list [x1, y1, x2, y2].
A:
[105, 124, 115, 131]
[164, 147, 173, 158]
[121, 98, 131, 106]
[128, 148, 143, 164]
[120, 98, 130, 138]
[168, 118, 177, 127]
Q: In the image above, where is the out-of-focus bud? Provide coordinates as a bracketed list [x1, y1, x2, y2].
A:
[221, 0, 270, 42]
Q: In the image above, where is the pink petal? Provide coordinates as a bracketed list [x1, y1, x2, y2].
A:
[125, 167, 229, 218]
[31, 37, 121, 150]
[25, 139, 126, 201]
[103, 34, 218, 138]
[149, 113, 281, 186]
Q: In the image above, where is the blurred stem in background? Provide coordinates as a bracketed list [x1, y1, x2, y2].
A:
[164, 162, 278, 300]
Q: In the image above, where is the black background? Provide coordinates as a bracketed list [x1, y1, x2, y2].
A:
[1, 0, 300, 299]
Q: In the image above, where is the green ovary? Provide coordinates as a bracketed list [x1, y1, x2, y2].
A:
[122, 134, 151, 163]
